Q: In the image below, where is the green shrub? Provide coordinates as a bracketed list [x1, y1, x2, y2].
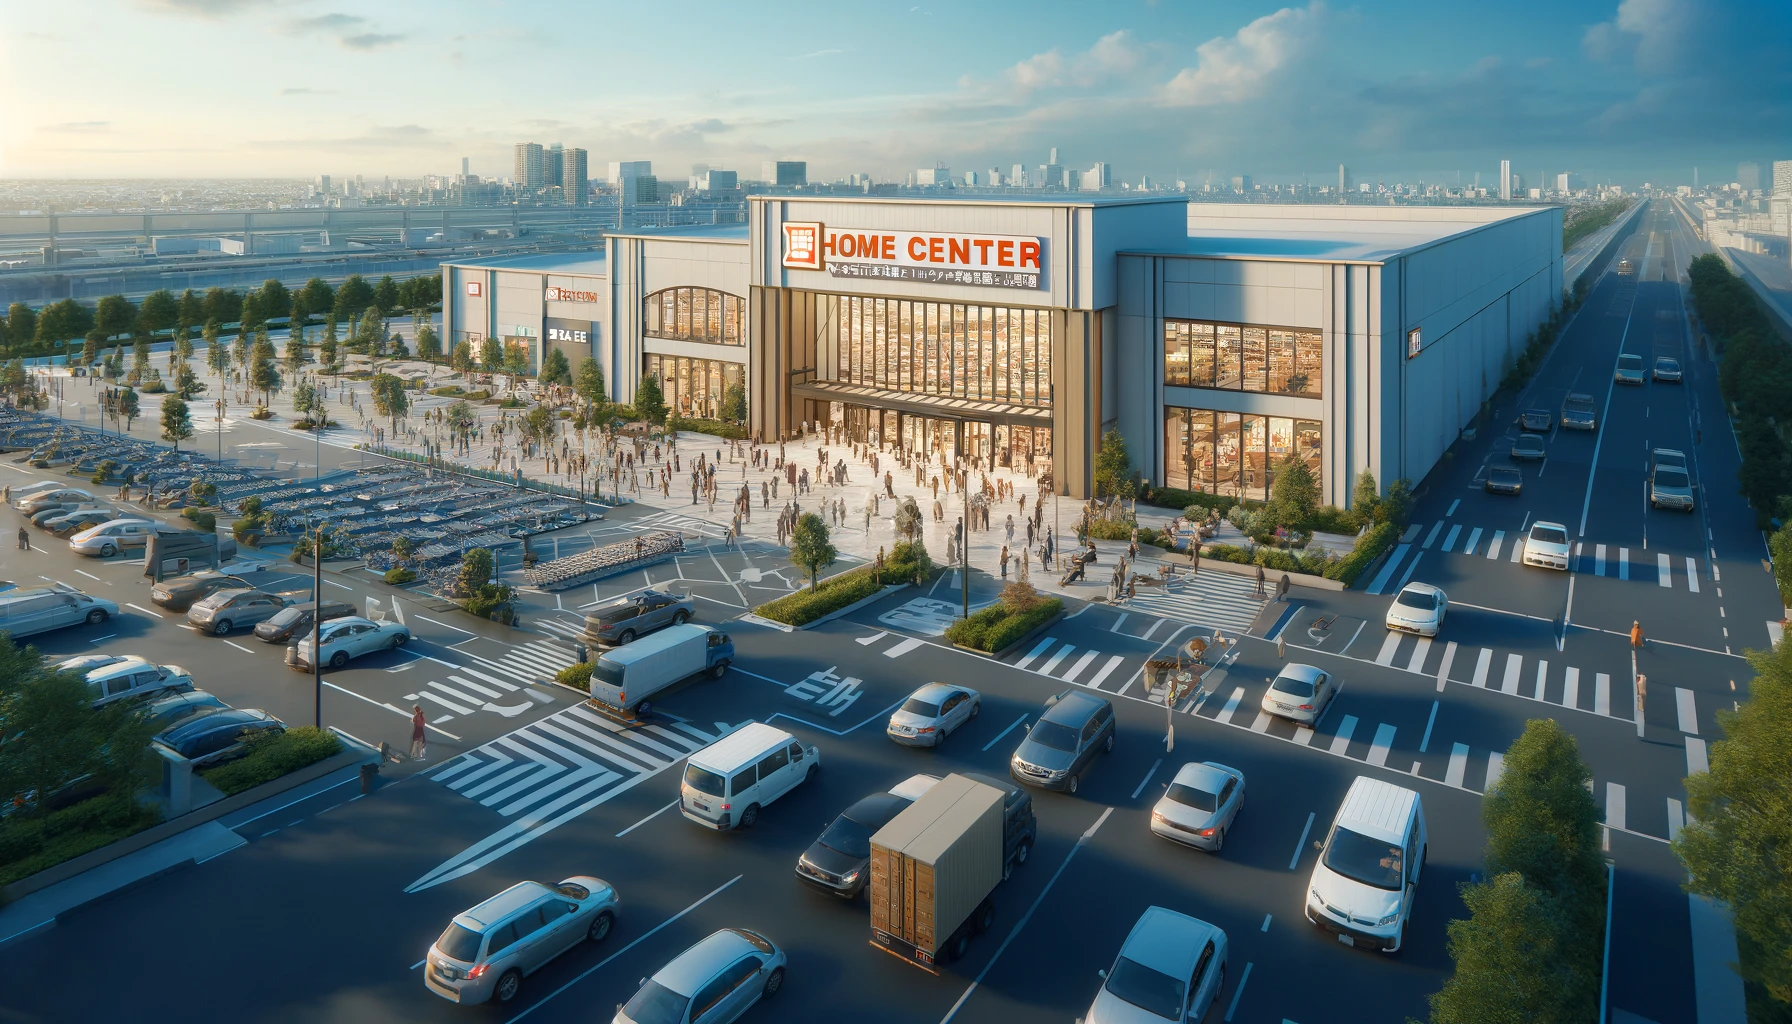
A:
[1085, 517, 1135, 541]
[182, 507, 216, 532]
[428, 386, 465, 397]
[1326, 520, 1401, 585]
[883, 541, 933, 584]
[384, 567, 417, 585]
[199, 726, 342, 796]
[249, 407, 273, 420]
[555, 662, 593, 691]
[755, 568, 883, 626]
[945, 597, 1063, 652]
[462, 389, 492, 400]
[0, 795, 159, 889]
[1203, 543, 1254, 564]
[1305, 505, 1359, 535]
[667, 415, 749, 440]
[140, 379, 167, 394]
[1144, 486, 1238, 517]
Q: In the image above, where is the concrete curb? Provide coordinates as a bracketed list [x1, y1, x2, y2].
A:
[796, 583, 909, 630]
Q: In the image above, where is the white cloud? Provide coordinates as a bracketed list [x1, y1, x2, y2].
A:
[1161, 3, 1324, 106]
[1001, 31, 1147, 95]
[1583, 0, 1700, 74]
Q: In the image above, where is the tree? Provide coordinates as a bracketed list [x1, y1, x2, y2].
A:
[445, 399, 477, 438]
[503, 340, 529, 386]
[634, 373, 667, 424]
[576, 357, 607, 413]
[176, 288, 204, 329]
[721, 380, 747, 423]
[415, 324, 441, 361]
[81, 331, 103, 367]
[206, 323, 230, 379]
[256, 278, 291, 321]
[373, 274, 400, 314]
[451, 339, 475, 375]
[201, 286, 242, 326]
[370, 372, 409, 430]
[7, 303, 37, 349]
[788, 512, 837, 592]
[35, 298, 92, 346]
[117, 385, 140, 429]
[479, 336, 503, 372]
[131, 333, 151, 376]
[1381, 477, 1416, 528]
[137, 289, 177, 335]
[175, 364, 205, 400]
[1484, 720, 1604, 903]
[298, 277, 334, 317]
[233, 326, 251, 370]
[173, 323, 194, 371]
[95, 294, 137, 338]
[249, 336, 281, 403]
[1093, 428, 1136, 500]
[1351, 469, 1382, 525]
[239, 291, 265, 331]
[319, 317, 339, 371]
[0, 637, 159, 820]
[1678, 639, 1792, 1003]
[285, 323, 308, 376]
[540, 346, 572, 386]
[160, 395, 194, 449]
[1425, 872, 1592, 1024]
[458, 547, 497, 596]
[1267, 455, 1319, 531]
[333, 273, 375, 322]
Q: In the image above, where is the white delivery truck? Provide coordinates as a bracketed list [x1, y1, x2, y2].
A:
[586, 622, 733, 722]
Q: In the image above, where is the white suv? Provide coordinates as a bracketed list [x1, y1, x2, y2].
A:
[1522, 521, 1572, 570]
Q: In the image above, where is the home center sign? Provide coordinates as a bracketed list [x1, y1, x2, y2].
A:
[781, 222, 1043, 290]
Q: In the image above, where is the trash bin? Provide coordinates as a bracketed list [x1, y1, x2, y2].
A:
[359, 762, 379, 794]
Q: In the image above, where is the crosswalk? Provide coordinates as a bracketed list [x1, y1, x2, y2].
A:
[1113, 567, 1266, 634]
[851, 625, 1153, 693]
[1354, 631, 1635, 721]
[1368, 517, 1709, 594]
[535, 617, 588, 643]
[408, 706, 722, 892]
[404, 640, 579, 722]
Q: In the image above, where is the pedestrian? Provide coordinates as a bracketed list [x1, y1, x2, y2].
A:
[1277, 574, 1291, 602]
[16, 526, 28, 550]
[1190, 541, 1201, 574]
[1634, 673, 1648, 718]
[409, 705, 427, 761]
[1001, 544, 1010, 579]
[1254, 563, 1267, 597]
[1630, 620, 1644, 650]
[1005, 514, 1015, 543]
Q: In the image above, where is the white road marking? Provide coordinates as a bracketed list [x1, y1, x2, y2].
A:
[1328, 715, 1358, 755]
[1595, 673, 1611, 716]
[884, 637, 925, 658]
[1061, 650, 1101, 683]
[1447, 499, 1460, 516]
[1534, 660, 1549, 700]
[1366, 723, 1396, 767]
[1289, 811, 1316, 869]
[1014, 637, 1055, 670]
[1686, 736, 1709, 775]
[1606, 782, 1626, 831]
[1619, 548, 1630, 580]
[1250, 711, 1272, 733]
[416, 614, 477, 635]
[1685, 557, 1700, 593]
[1419, 701, 1438, 752]
[1511, 537, 1524, 563]
[856, 631, 888, 645]
[125, 602, 164, 618]
[982, 713, 1029, 752]
[1223, 961, 1254, 1022]
[1485, 751, 1505, 790]
[1292, 725, 1314, 746]
[1436, 641, 1457, 692]
[1676, 687, 1698, 734]
[1472, 648, 1493, 687]
[1667, 798, 1685, 842]
[416, 690, 475, 716]
[1422, 521, 1444, 548]
[1564, 666, 1581, 708]
[1658, 552, 1672, 587]
[1375, 632, 1401, 666]
[1441, 524, 1461, 552]
[1501, 653, 1522, 694]
[1446, 743, 1470, 787]
[1141, 618, 1167, 641]
[1486, 531, 1505, 560]
[1215, 687, 1245, 725]
[1463, 527, 1482, 555]
[1087, 656, 1126, 690]
[1130, 758, 1163, 800]
[1595, 544, 1607, 576]
[1039, 644, 1075, 676]
[1406, 637, 1431, 673]
[223, 640, 254, 654]
[615, 799, 679, 838]
[1110, 613, 1129, 634]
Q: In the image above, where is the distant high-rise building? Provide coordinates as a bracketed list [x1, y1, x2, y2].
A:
[1232, 175, 1252, 193]
[515, 143, 545, 188]
[1738, 161, 1761, 193]
[1499, 159, 1511, 201]
[964, 170, 979, 186]
[1084, 162, 1110, 190]
[562, 147, 587, 205]
[700, 170, 737, 191]
[315, 174, 331, 195]
[988, 168, 1004, 187]
[1065, 168, 1082, 191]
[1555, 172, 1583, 193]
[608, 160, 652, 186]
[1010, 164, 1029, 187]
[1769, 160, 1792, 198]
[762, 161, 806, 186]
[1040, 148, 1064, 189]
[1049, 148, 1059, 165]
[545, 143, 564, 191]
[1337, 164, 1350, 196]
[916, 165, 950, 186]
[460, 157, 469, 179]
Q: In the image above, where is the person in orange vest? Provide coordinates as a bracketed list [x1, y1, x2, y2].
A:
[1630, 620, 1644, 650]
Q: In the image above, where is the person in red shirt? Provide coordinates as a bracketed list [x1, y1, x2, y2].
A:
[410, 705, 427, 761]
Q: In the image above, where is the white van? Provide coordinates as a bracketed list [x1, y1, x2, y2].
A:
[1304, 776, 1426, 953]
[680, 722, 820, 831]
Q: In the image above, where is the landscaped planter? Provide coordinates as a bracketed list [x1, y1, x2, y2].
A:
[952, 608, 1067, 659]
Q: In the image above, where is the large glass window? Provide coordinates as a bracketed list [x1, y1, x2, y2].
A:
[1166, 319, 1321, 397]
[644, 287, 744, 346]
[821, 293, 1053, 408]
[645, 354, 743, 420]
[1164, 406, 1322, 498]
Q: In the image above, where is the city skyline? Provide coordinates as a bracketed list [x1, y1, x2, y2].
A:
[1, 0, 1787, 186]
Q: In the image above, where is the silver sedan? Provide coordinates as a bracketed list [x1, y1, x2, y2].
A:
[1259, 663, 1337, 725]
[887, 682, 981, 747]
[1150, 761, 1245, 852]
[293, 615, 411, 670]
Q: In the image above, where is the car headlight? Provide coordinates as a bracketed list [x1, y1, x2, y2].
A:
[841, 868, 861, 885]
[1048, 769, 1067, 779]
[1310, 886, 1324, 905]
[1377, 911, 1401, 927]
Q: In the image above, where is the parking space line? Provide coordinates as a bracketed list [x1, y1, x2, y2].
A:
[938, 808, 1112, 1024]
[1676, 687, 1698, 734]
[223, 640, 254, 654]
[1223, 962, 1254, 1022]
[982, 713, 1029, 752]
[323, 579, 353, 590]
[1130, 759, 1163, 800]
[500, 875, 743, 1024]
[1686, 736, 1709, 775]
[125, 602, 164, 618]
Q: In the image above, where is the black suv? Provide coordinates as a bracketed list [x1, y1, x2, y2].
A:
[1009, 689, 1116, 795]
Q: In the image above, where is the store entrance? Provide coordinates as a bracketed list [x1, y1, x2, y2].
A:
[825, 402, 1051, 474]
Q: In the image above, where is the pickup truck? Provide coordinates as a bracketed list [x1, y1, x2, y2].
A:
[587, 622, 732, 721]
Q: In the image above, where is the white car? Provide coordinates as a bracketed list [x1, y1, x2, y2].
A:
[67, 518, 168, 557]
[76, 655, 195, 708]
[1080, 907, 1228, 1024]
[1385, 582, 1446, 636]
[1150, 762, 1245, 853]
[886, 681, 981, 747]
[293, 615, 411, 669]
[615, 928, 787, 1024]
[1259, 663, 1336, 725]
[1522, 521, 1572, 570]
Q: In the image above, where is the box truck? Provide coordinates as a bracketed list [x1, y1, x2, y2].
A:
[869, 773, 1005, 972]
[587, 622, 733, 722]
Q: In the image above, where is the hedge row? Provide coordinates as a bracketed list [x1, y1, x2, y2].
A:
[668, 416, 749, 440]
[199, 726, 342, 797]
[945, 598, 1063, 653]
[556, 662, 593, 692]
[755, 567, 883, 626]
[1690, 253, 1792, 529]
[0, 794, 159, 889]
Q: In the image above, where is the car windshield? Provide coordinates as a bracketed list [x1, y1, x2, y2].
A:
[1516, 436, 1542, 449]
[1104, 956, 1186, 1020]
[1270, 673, 1316, 697]
[817, 814, 873, 859]
[683, 765, 725, 797]
[1619, 355, 1642, 367]
[1026, 720, 1079, 752]
[901, 697, 941, 717]
[1531, 526, 1568, 546]
[1323, 825, 1404, 890]
[621, 980, 690, 1024]
[1658, 359, 1679, 370]
[1656, 471, 1690, 488]
[266, 607, 303, 627]
[1491, 468, 1521, 481]
[1565, 399, 1594, 412]
[435, 923, 484, 962]
[1525, 410, 1547, 420]
[1166, 782, 1219, 813]
[1395, 590, 1434, 609]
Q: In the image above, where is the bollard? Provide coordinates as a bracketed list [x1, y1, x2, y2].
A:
[360, 761, 379, 794]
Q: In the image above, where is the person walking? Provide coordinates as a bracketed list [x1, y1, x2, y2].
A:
[1000, 544, 1010, 579]
[1254, 563, 1267, 598]
[1277, 573, 1291, 603]
[409, 705, 428, 761]
[1634, 673, 1648, 719]
[16, 526, 28, 550]
[1630, 620, 1644, 650]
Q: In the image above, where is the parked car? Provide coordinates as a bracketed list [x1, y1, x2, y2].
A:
[614, 928, 787, 1024]
[139, 689, 230, 730]
[1484, 466, 1522, 495]
[1650, 464, 1696, 511]
[17, 487, 94, 516]
[1150, 762, 1245, 853]
[81, 656, 195, 708]
[425, 876, 620, 1005]
[10, 481, 70, 509]
[1080, 907, 1229, 1024]
[1305, 776, 1428, 953]
[1653, 356, 1682, 382]
[1385, 582, 1447, 637]
[43, 507, 115, 537]
[292, 615, 412, 669]
[253, 599, 356, 643]
[886, 682, 981, 747]
[1522, 521, 1572, 570]
[0, 586, 118, 638]
[187, 588, 292, 635]
[1010, 688, 1115, 794]
[151, 570, 254, 611]
[69, 518, 173, 557]
[152, 708, 283, 767]
[1259, 663, 1338, 725]
[32, 502, 108, 528]
[1518, 408, 1552, 431]
[796, 774, 941, 899]
[583, 589, 694, 646]
[1509, 433, 1545, 460]
[1614, 353, 1645, 384]
[1561, 393, 1598, 430]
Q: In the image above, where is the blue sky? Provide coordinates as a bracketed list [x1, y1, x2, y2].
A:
[2, 0, 1787, 185]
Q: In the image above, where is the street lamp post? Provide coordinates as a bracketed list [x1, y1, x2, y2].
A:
[312, 522, 324, 729]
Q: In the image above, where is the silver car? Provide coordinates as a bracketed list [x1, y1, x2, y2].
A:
[614, 928, 787, 1024]
[292, 615, 411, 669]
[187, 588, 290, 635]
[0, 586, 119, 638]
[1150, 762, 1245, 852]
[1650, 465, 1695, 511]
[78, 655, 195, 708]
[1509, 433, 1545, 460]
[1653, 356, 1682, 382]
[68, 518, 168, 556]
[1081, 907, 1228, 1024]
[583, 589, 694, 646]
[426, 876, 620, 1005]
[1259, 663, 1337, 724]
[887, 682, 981, 747]
[1614, 353, 1645, 384]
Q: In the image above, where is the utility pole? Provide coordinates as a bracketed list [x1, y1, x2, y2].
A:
[313, 522, 324, 730]
[958, 514, 968, 619]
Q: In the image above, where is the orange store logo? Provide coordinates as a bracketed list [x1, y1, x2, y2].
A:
[781, 222, 1044, 290]
[782, 222, 824, 270]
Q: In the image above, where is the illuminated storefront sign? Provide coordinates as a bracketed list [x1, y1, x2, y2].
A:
[546, 285, 602, 303]
[781, 222, 1044, 289]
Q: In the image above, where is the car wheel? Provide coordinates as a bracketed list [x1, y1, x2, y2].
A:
[1206, 965, 1227, 1021]
[1104, 731, 1115, 753]
[388, 634, 405, 650]
[100, 543, 116, 557]
[330, 651, 349, 669]
[974, 901, 995, 935]
[1212, 827, 1226, 853]
[1066, 774, 1080, 795]
[493, 969, 521, 1004]
[738, 804, 760, 828]
[587, 911, 614, 943]
[970, 699, 980, 718]
[212, 620, 232, 636]
[618, 629, 636, 644]
[762, 967, 785, 1000]
[673, 610, 690, 624]
[85, 609, 107, 625]
[711, 660, 728, 679]
[636, 700, 653, 718]
[948, 930, 970, 961]
[805, 763, 818, 783]
[1016, 839, 1031, 867]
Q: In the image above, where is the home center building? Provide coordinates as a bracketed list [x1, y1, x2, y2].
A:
[441, 195, 1561, 504]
